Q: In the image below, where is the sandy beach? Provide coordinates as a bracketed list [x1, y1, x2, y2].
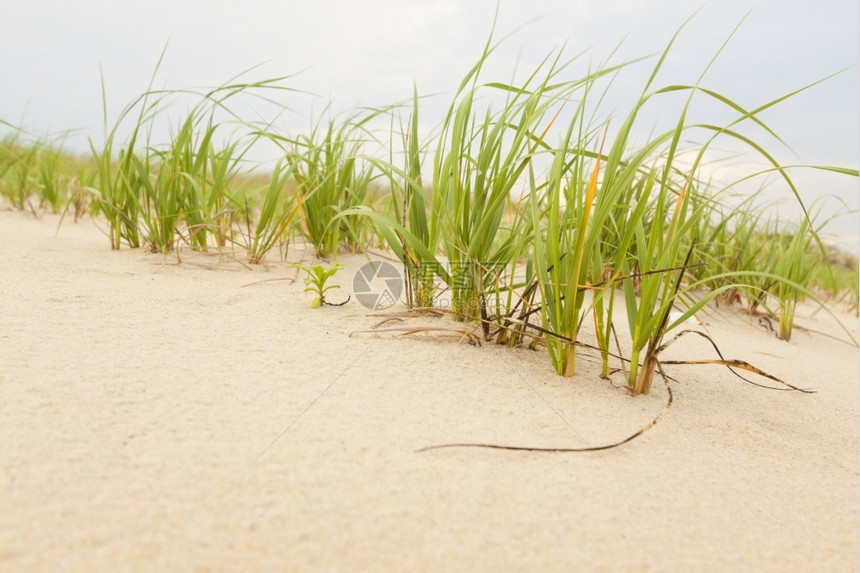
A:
[0, 208, 857, 572]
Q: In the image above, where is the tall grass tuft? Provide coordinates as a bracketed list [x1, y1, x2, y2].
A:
[0, 132, 40, 212]
[86, 45, 296, 252]
[246, 159, 299, 264]
[275, 106, 383, 258]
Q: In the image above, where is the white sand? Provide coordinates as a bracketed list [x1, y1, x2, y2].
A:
[1, 209, 857, 572]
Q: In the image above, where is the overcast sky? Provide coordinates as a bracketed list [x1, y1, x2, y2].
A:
[2, 0, 858, 245]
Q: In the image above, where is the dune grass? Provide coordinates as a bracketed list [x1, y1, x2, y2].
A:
[278, 106, 382, 259]
[1, 17, 857, 393]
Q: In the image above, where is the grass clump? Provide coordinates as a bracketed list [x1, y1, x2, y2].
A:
[278, 107, 381, 258]
[83, 46, 297, 253]
[1, 14, 857, 401]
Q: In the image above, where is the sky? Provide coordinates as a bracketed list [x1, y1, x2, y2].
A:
[2, 0, 858, 247]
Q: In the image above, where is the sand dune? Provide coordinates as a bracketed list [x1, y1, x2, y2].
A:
[1, 209, 857, 571]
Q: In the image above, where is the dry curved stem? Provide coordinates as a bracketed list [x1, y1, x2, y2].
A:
[369, 307, 448, 319]
[350, 325, 482, 345]
[319, 295, 351, 307]
[656, 328, 816, 393]
[367, 308, 449, 329]
[416, 326, 814, 453]
[354, 308, 482, 343]
[416, 362, 674, 453]
[241, 277, 297, 287]
[360, 298, 812, 453]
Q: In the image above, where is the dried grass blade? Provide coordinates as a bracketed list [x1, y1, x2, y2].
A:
[657, 329, 816, 393]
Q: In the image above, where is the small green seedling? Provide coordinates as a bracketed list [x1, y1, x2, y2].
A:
[293, 262, 348, 308]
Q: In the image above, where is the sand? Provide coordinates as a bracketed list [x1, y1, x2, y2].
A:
[0, 208, 857, 572]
